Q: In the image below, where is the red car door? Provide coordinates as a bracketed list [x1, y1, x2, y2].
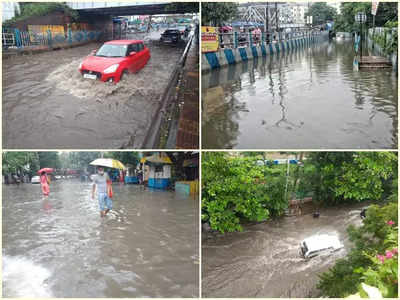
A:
[143, 46, 150, 66]
[127, 44, 138, 73]
[135, 43, 145, 70]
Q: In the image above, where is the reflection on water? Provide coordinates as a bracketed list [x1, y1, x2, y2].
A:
[202, 41, 398, 149]
[3, 180, 199, 297]
[202, 203, 365, 298]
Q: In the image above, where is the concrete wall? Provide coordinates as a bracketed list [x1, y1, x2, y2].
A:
[202, 31, 329, 72]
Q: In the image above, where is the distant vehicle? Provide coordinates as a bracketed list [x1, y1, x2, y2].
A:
[160, 29, 182, 44]
[79, 40, 150, 83]
[55, 175, 62, 180]
[300, 234, 344, 259]
[31, 176, 40, 184]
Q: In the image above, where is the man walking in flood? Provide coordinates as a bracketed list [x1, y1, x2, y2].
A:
[92, 167, 113, 217]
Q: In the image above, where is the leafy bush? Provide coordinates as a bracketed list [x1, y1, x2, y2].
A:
[317, 202, 398, 297]
[305, 152, 397, 205]
[202, 152, 288, 233]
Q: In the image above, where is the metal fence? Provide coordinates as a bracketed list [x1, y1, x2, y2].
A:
[2, 28, 103, 50]
[217, 29, 324, 49]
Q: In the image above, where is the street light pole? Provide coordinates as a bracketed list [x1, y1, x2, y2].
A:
[360, 18, 363, 59]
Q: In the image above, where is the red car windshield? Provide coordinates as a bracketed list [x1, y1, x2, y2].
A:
[96, 44, 128, 57]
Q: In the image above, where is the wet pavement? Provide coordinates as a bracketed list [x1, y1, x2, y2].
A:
[202, 202, 365, 298]
[3, 180, 199, 297]
[202, 40, 398, 149]
[3, 33, 184, 149]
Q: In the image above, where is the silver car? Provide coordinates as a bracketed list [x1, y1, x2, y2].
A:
[300, 234, 344, 259]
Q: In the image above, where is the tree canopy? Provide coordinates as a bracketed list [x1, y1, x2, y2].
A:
[201, 2, 239, 27]
[334, 2, 398, 32]
[202, 152, 398, 233]
[305, 2, 337, 26]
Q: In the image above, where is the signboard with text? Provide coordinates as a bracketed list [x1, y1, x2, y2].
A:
[201, 26, 219, 53]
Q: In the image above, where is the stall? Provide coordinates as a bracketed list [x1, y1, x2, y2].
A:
[140, 154, 172, 189]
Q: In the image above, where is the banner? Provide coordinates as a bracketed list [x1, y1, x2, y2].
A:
[371, 2, 379, 16]
[201, 26, 219, 53]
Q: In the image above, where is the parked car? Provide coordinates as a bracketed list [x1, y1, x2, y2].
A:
[31, 176, 40, 184]
[300, 234, 344, 259]
[160, 29, 182, 44]
[79, 40, 150, 83]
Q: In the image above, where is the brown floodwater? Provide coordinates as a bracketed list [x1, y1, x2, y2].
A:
[202, 202, 366, 298]
[3, 32, 184, 149]
[3, 180, 199, 297]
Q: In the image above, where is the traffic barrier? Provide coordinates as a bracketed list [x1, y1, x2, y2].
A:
[202, 32, 329, 72]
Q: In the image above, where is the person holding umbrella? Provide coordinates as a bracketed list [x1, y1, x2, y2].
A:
[38, 168, 53, 196]
[91, 166, 113, 218]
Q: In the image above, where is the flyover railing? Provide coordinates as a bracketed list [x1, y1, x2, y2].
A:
[217, 29, 324, 50]
[2, 28, 103, 50]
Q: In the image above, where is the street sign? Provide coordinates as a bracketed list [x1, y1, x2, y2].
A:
[371, 2, 379, 16]
[355, 12, 367, 24]
[201, 26, 219, 53]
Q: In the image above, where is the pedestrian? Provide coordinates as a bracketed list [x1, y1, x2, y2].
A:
[119, 170, 124, 184]
[40, 171, 50, 196]
[91, 167, 113, 218]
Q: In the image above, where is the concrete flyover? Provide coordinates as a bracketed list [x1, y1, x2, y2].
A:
[67, 2, 196, 16]
[202, 31, 329, 72]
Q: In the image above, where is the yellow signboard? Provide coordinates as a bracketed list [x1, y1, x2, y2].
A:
[201, 26, 219, 53]
[28, 25, 65, 35]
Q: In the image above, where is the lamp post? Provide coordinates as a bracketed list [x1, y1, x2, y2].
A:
[355, 11, 367, 60]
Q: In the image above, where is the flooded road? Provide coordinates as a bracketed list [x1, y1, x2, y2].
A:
[202, 203, 365, 298]
[202, 40, 398, 149]
[3, 180, 199, 297]
[3, 34, 184, 149]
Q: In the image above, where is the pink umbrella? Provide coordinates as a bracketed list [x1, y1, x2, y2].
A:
[37, 168, 54, 174]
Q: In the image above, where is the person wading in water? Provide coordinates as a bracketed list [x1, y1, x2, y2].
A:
[92, 167, 113, 217]
[40, 171, 50, 196]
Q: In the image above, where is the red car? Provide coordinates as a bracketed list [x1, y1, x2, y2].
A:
[79, 40, 150, 83]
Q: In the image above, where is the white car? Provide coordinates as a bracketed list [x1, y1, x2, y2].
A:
[300, 234, 344, 259]
[31, 176, 40, 184]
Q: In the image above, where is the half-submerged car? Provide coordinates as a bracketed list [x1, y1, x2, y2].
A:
[79, 40, 150, 83]
[300, 234, 344, 259]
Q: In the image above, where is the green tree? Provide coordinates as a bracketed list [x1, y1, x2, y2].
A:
[202, 152, 287, 233]
[104, 152, 140, 167]
[59, 152, 101, 170]
[304, 152, 397, 205]
[333, 2, 398, 32]
[38, 152, 61, 169]
[335, 152, 397, 202]
[305, 2, 338, 26]
[2, 152, 39, 176]
[201, 2, 238, 26]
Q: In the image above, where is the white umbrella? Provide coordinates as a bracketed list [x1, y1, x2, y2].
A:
[89, 158, 126, 170]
